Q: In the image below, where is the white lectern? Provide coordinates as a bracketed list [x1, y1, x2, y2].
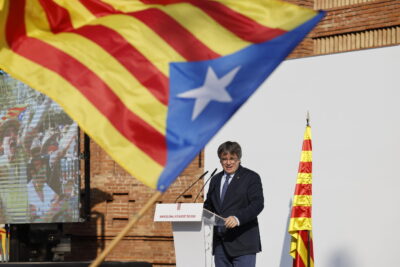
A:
[154, 203, 224, 267]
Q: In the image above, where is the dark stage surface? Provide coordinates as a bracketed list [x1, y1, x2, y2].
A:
[0, 262, 152, 267]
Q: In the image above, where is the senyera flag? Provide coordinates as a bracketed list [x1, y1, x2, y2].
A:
[289, 124, 314, 267]
[0, 0, 324, 192]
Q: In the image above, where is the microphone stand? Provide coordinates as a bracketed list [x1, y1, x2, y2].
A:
[193, 168, 217, 203]
[174, 170, 209, 203]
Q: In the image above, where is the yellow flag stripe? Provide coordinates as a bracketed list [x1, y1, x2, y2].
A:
[289, 231, 314, 263]
[54, 0, 97, 29]
[24, 7, 167, 134]
[103, 0, 317, 32]
[100, 1, 250, 56]
[297, 172, 312, 184]
[298, 234, 314, 267]
[293, 195, 312, 206]
[0, 49, 163, 189]
[25, 0, 51, 32]
[0, 0, 9, 47]
[304, 126, 312, 139]
[161, 3, 250, 55]
[93, 14, 185, 76]
[300, 150, 312, 162]
[100, 0, 149, 13]
[289, 217, 312, 231]
[220, 0, 317, 31]
[289, 233, 298, 258]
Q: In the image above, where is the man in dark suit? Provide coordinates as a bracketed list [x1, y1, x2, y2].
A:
[204, 141, 264, 267]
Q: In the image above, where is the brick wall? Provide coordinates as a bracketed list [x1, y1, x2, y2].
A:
[63, 137, 204, 266]
[63, 0, 399, 265]
[288, 0, 399, 58]
[311, 0, 400, 55]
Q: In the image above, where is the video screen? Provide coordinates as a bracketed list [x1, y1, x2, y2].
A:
[0, 71, 80, 223]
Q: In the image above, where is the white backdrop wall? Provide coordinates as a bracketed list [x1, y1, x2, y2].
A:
[204, 45, 400, 267]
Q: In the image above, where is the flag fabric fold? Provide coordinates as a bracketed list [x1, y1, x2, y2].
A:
[0, 0, 324, 191]
[289, 125, 314, 267]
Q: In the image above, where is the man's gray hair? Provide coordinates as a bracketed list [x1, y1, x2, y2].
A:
[217, 141, 242, 159]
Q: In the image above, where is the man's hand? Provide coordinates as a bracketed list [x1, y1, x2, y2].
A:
[224, 216, 239, 229]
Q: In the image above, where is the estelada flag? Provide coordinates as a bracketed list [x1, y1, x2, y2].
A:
[1, 105, 27, 121]
[289, 125, 314, 267]
[0, 0, 324, 191]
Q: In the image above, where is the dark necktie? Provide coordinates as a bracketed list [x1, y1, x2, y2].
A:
[220, 174, 231, 202]
[217, 174, 231, 235]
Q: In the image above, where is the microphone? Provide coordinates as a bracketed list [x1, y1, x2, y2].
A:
[193, 168, 218, 203]
[175, 170, 209, 203]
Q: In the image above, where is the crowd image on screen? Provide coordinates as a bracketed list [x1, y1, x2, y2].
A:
[0, 71, 80, 223]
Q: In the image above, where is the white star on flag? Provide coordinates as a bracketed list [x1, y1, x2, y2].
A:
[177, 66, 241, 120]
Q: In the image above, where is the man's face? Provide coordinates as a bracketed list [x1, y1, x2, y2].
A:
[219, 152, 240, 175]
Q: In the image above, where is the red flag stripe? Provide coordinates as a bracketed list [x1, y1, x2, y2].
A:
[12, 38, 167, 166]
[302, 139, 312, 151]
[8, 107, 26, 111]
[185, 0, 287, 43]
[298, 161, 312, 173]
[293, 231, 314, 267]
[291, 206, 311, 218]
[6, 0, 167, 166]
[39, 0, 74, 33]
[129, 8, 220, 61]
[74, 24, 169, 105]
[293, 252, 306, 267]
[79, 0, 220, 61]
[5, 0, 26, 44]
[78, 0, 115, 17]
[294, 184, 312, 195]
[37, 0, 169, 104]
[141, 0, 287, 43]
[299, 230, 314, 260]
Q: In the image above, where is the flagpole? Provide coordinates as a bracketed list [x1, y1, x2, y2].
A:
[89, 191, 163, 267]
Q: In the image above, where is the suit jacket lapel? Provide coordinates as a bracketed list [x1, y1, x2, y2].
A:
[220, 166, 242, 209]
[214, 172, 223, 210]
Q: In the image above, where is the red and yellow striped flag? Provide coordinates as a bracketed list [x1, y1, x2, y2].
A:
[0, 0, 324, 192]
[289, 124, 314, 267]
[1, 105, 27, 121]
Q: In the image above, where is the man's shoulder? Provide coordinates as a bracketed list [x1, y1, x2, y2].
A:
[238, 166, 260, 178]
[210, 170, 224, 182]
